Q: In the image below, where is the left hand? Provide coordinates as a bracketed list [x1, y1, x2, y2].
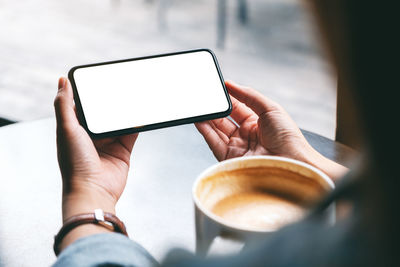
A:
[55, 77, 138, 217]
[54, 77, 138, 252]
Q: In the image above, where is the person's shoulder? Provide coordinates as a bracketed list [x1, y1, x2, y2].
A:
[242, 217, 367, 267]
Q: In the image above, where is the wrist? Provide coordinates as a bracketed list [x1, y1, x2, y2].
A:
[304, 146, 348, 183]
[56, 209, 128, 255]
[58, 223, 113, 254]
[59, 187, 119, 254]
[62, 178, 119, 221]
[62, 191, 116, 222]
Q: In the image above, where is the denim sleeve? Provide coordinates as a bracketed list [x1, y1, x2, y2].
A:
[52, 233, 158, 267]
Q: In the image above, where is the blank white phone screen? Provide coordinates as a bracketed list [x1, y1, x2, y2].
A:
[73, 51, 230, 134]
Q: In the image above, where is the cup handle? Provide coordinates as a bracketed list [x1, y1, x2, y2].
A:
[195, 206, 244, 257]
[195, 206, 219, 256]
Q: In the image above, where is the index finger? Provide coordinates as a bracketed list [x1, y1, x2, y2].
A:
[225, 80, 279, 116]
[195, 121, 228, 161]
[229, 95, 257, 125]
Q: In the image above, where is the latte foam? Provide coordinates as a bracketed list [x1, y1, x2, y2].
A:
[196, 166, 329, 231]
[211, 191, 305, 231]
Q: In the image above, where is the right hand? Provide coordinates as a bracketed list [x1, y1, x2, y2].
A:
[196, 80, 347, 181]
[196, 80, 313, 161]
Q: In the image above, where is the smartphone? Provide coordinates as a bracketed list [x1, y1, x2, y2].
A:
[69, 49, 232, 138]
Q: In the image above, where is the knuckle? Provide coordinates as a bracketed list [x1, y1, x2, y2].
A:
[247, 95, 257, 107]
[57, 121, 76, 136]
[53, 94, 63, 108]
[270, 102, 282, 111]
[243, 85, 254, 91]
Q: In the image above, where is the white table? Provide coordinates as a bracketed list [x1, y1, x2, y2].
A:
[0, 118, 218, 266]
[0, 118, 353, 266]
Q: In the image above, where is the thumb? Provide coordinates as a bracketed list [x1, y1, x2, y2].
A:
[225, 80, 280, 116]
[54, 77, 80, 130]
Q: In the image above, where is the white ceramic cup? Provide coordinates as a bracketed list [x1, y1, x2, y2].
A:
[193, 156, 335, 256]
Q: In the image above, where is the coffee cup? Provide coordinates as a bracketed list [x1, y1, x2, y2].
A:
[193, 155, 335, 256]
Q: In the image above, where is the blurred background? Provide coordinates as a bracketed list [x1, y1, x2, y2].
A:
[0, 0, 336, 138]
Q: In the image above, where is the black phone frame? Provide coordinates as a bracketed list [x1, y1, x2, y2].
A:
[68, 48, 232, 139]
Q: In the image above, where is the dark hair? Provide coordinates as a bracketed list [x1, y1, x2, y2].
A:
[308, 0, 398, 263]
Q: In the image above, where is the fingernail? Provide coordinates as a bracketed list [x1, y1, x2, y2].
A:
[228, 80, 239, 86]
[58, 78, 66, 91]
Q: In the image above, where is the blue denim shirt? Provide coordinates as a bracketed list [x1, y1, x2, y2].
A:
[53, 233, 158, 267]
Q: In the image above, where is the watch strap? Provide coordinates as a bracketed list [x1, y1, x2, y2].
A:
[53, 209, 128, 256]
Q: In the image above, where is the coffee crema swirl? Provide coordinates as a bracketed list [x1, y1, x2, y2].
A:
[196, 166, 329, 231]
